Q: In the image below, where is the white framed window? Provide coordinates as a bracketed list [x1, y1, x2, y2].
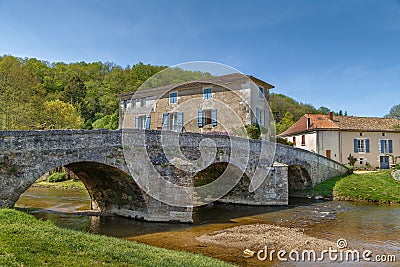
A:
[357, 139, 366, 153]
[134, 115, 150, 130]
[162, 112, 183, 132]
[359, 158, 364, 165]
[380, 139, 393, 153]
[203, 88, 212, 99]
[169, 92, 178, 104]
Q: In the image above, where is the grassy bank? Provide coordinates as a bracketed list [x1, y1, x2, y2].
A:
[33, 179, 87, 190]
[305, 171, 400, 203]
[0, 209, 234, 267]
[334, 171, 400, 203]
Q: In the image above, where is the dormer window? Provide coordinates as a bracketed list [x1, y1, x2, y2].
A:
[203, 88, 212, 99]
[169, 92, 178, 104]
[258, 87, 265, 99]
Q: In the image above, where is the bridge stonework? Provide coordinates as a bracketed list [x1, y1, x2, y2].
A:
[0, 130, 348, 223]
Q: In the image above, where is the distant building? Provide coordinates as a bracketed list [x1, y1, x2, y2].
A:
[117, 73, 274, 139]
[279, 112, 400, 169]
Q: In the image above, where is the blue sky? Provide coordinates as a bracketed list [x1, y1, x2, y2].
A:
[1, 0, 399, 117]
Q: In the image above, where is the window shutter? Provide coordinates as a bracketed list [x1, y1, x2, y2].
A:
[380, 140, 385, 153]
[162, 113, 168, 130]
[212, 109, 217, 126]
[177, 112, 183, 131]
[354, 139, 358, 153]
[145, 115, 151, 130]
[389, 140, 393, 153]
[366, 139, 370, 153]
[263, 110, 267, 126]
[134, 117, 139, 129]
[198, 110, 203, 128]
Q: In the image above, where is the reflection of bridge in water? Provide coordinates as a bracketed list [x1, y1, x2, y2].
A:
[0, 129, 348, 222]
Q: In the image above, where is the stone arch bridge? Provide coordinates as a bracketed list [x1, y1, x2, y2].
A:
[0, 129, 348, 223]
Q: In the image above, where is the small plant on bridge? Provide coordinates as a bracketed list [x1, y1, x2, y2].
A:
[48, 172, 68, 183]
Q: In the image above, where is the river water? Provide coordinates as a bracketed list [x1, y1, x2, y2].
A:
[16, 186, 400, 265]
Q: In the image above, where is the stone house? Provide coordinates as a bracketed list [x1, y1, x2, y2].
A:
[117, 73, 274, 139]
[279, 112, 400, 169]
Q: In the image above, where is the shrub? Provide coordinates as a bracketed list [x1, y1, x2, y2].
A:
[347, 154, 357, 166]
[276, 137, 294, 146]
[48, 172, 67, 183]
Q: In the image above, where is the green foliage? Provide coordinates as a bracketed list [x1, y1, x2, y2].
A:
[244, 123, 261, 140]
[47, 172, 68, 183]
[334, 171, 400, 203]
[385, 104, 400, 120]
[92, 111, 119, 130]
[347, 154, 357, 166]
[275, 111, 295, 134]
[0, 209, 234, 267]
[39, 100, 83, 129]
[276, 137, 294, 146]
[270, 93, 320, 123]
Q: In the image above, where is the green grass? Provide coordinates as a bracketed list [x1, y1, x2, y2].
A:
[35, 179, 87, 190]
[304, 175, 345, 197]
[334, 171, 400, 203]
[0, 209, 235, 267]
[304, 171, 400, 203]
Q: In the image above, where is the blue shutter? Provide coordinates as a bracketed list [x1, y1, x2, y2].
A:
[134, 117, 139, 129]
[389, 140, 393, 153]
[145, 115, 150, 130]
[162, 113, 168, 130]
[212, 109, 217, 126]
[380, 140, 385, 153]
[177, 112, 183, 132]
[366, 139, 370, 153]
[354, 139, 358, 153]
[198, 110, 203, 128]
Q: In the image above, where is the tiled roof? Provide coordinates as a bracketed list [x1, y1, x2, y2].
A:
[117, 73, 274, 100]
[279, 114, 400, 136]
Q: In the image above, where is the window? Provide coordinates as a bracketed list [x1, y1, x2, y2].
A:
[354, 138, 369, 153]
[380, 139, 393, 153]
[301, 135, 306, 146]
[140, 98, 146, 107]
[358, 139, 366, 152]
[293, 137, 296, 146]
[258, 87, 265, 98]
[162, 112, 183, 132]
[169, 92, 178, 104]
[382, 133, 386, 137]
[203, 88, 212, 99]
[359, 158, 364, 165]
[359, 132, 364, 136]
[198, 109, 217, 128]
[255, 107, 262, 124]
[134, 115, 150, 130]
[123, 100, 128, 109]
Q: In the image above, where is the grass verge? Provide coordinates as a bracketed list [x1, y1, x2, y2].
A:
[0, 209, 235, 267]
[304, 170, 400, 203]
[34, 179, 87, 190]
[333, 170, 400, 203]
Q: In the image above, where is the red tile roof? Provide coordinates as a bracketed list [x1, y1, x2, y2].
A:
[279, 114, 400, 136]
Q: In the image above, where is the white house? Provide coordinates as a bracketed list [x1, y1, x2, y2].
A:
[279, 112, 400, 169]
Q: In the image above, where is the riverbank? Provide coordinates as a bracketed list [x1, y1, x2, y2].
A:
[303, 170, 400, 203]
[32, 178, 86, 190]
[0, 209, 234, 267]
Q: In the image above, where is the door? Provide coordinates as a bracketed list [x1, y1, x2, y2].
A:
[326, 150, 331, 159]
[380, 156, 390, 169]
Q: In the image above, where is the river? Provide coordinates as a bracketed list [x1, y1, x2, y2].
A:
[16, 186, 400, 266]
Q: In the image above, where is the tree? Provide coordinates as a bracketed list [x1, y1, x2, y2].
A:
[317, 106, 331, 114]
[92, 111, 119, 130]
[385, 104, 400, 120]
[275, 111, 295, 134]
[39, 100, 83, 129]
[63, 75, 86, 108]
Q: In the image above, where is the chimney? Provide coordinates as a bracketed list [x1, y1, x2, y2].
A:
[329, 112, 334, 120]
